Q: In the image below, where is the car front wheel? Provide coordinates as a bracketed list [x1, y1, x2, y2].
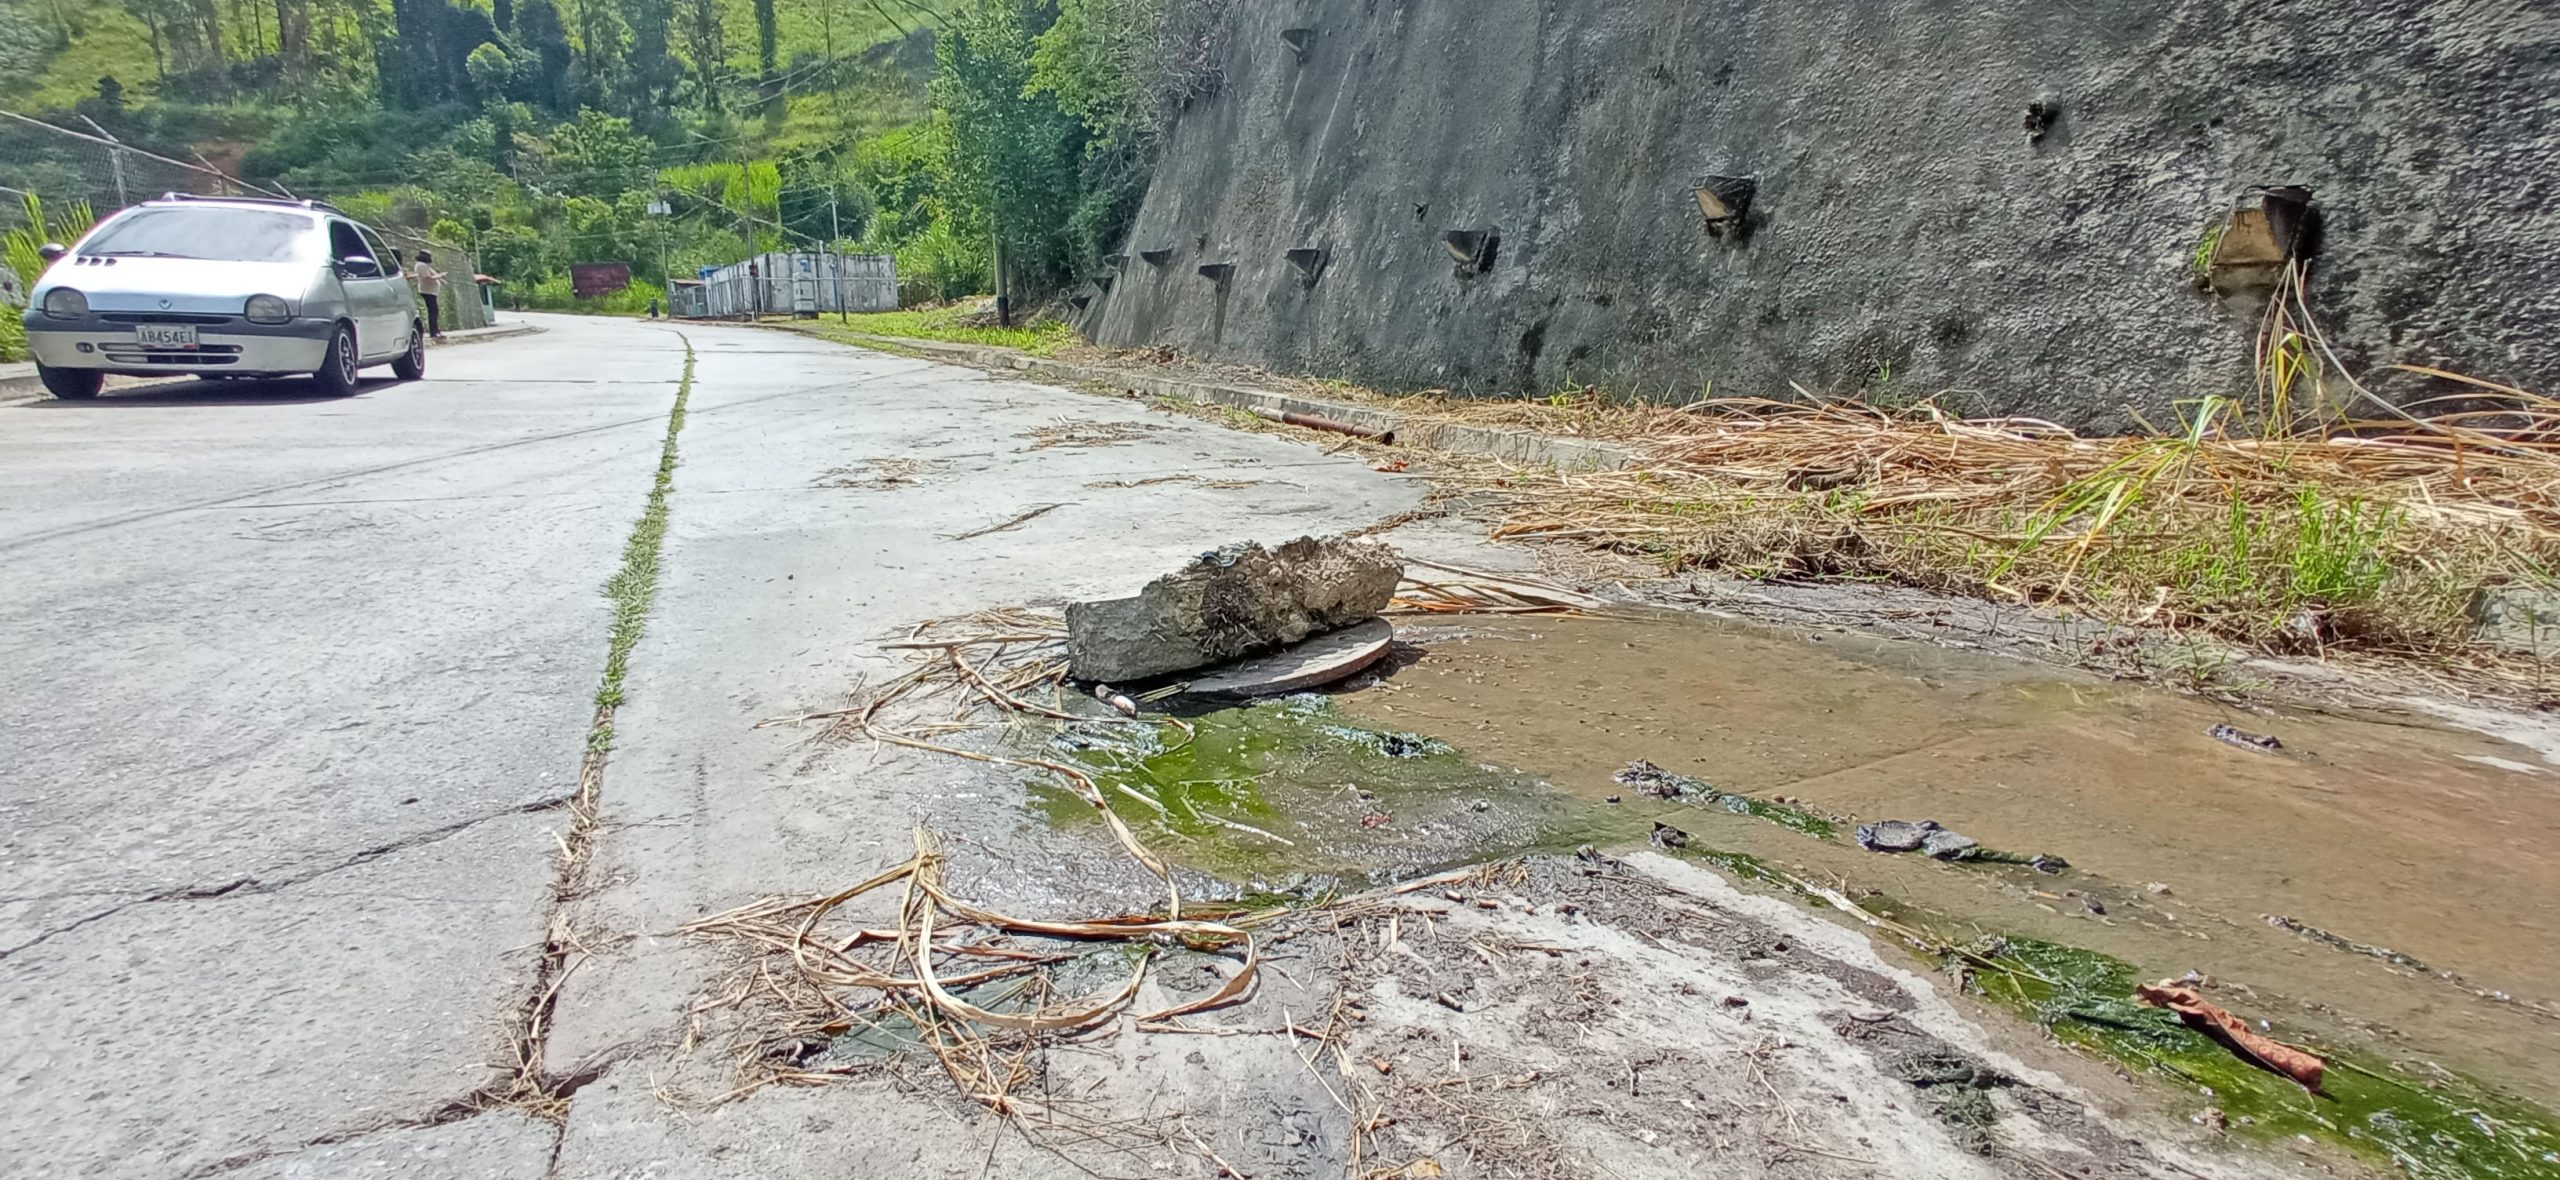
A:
[310, 324, 360, 397]
[37, 364, 103, 400]
[391, 319, 426, 382]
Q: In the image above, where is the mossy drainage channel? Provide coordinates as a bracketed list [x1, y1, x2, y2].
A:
[1014, 694, 2560, 1179]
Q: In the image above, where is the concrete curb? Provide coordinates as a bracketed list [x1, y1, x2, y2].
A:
[817, 331, 1638, 472]
[0, 322, 541, 405]
[431, 322, 544, 349]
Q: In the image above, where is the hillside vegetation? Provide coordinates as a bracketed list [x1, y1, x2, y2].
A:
[1, 0, 1231, 323]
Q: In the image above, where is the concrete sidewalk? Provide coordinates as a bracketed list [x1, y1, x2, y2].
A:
[0, 320, 541, 404]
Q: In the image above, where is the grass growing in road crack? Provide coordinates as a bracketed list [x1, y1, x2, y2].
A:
[588, 342, 697, 753]
[491, 333, 697, 1122]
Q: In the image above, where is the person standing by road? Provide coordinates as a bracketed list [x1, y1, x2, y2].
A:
[412, 249, 448, 340]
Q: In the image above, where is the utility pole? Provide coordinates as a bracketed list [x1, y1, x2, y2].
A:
[992, 224, 1009, 328]
[830, 186, 846, 322]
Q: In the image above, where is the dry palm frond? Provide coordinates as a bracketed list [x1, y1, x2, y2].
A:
[699, 611, 1262, 1109]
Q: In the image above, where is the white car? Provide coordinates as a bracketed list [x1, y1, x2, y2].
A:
[19, 194, 427, 400]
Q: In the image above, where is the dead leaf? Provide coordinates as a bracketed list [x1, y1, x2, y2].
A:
[1404, 1161, 1445, 1179]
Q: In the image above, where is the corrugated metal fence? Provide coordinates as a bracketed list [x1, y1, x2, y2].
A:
[688, 252, 897, 318]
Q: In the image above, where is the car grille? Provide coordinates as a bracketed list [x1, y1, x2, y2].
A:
[102, 345, 245, 366]
[101, 313, 237, 326]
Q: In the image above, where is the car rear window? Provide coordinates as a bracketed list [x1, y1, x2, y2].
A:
[82, 207, 320, 264]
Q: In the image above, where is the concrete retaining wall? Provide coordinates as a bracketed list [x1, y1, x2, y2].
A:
[1087, 0, 2560, 429]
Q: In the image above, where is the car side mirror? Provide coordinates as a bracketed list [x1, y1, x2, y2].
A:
[338, 255, 382, 279]
[37, 243, 66, 263]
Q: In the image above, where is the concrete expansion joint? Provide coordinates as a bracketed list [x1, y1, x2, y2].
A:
[489, 334, 698, 1157]
[0, 796, 576, 963]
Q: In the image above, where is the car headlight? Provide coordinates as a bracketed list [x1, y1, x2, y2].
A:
[41, 287, 87, 320]
[244, 294, 292, 324]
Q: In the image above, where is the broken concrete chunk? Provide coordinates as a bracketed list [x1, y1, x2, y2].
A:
[1065, 535, 1403, 682]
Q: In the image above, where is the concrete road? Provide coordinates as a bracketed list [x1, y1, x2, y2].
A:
[0, 313, 1430, 1177]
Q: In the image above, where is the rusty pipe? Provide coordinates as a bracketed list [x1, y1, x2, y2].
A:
[1251, 405, 1395, 445]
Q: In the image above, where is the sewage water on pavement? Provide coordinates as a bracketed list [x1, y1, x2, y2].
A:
[1329, 613, 2560, 1109]
[1017, 607, 2560, 1174]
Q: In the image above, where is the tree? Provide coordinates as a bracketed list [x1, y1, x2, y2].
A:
[514, 0, 576, 112]
[273, 0, 309, 65]
[618, 0, 680, 115]
[121, 0, 170, 77]
[751, 0, 776, 100]
[492, 0, 512, 31]
[568, 0, 626, 111]
[526, 108, 652, 199]
[934, 0, 1085, 291]
[465, 40, 513, 103]
[677, 0, 722, 112]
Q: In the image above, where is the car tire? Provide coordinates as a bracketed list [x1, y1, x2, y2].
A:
[37, 364, 103, 400]
[391, 320, 426, 381]
[311, 323, 361, 397]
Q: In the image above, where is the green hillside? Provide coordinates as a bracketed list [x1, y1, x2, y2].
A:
[0, 0, 1219, 348]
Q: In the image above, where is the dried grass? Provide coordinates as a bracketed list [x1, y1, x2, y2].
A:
[1103, 267, 2560, 667]
[1466, 393, 2558, 658]
[702, 607, 1554, 1113]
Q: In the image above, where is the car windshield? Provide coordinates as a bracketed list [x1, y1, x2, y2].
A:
[81, 207, 320, 264]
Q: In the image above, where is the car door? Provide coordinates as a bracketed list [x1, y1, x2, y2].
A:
[358, 226, 417, 355]
[326, 220, 398, 358]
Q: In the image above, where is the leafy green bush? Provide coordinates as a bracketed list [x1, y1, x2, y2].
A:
[520, 275, 669, 315]
[0, 309, 27, 364]
[1, 193, 94, 361]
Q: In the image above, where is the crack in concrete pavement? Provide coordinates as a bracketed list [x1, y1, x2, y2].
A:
[91, 334, 708, 1180]
[175, 1086, 522, 1180]
[0, 793, 577, 962]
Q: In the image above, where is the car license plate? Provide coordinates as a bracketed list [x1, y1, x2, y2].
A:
[134, 324, 199, 348]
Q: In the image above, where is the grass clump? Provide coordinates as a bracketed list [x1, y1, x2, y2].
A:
[804, 304, 1078, 356]
[591, 338, 695, 735]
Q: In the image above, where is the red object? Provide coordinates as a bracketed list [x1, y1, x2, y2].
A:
[570, 262, 632, 299]
[2136, 982, 2327, 1093]
[1375, 460, 1410, 473]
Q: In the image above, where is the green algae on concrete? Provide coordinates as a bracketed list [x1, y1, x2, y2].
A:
[1896, 918, 2560, 1178]
[1023, 694, 1620, 887]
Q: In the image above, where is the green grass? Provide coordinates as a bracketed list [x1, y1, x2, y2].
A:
[588, 335, 695, 752]
[2192, 219, 2229, 278]
[2, 7, 162, 111]
[804, 306, 1077, 356]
